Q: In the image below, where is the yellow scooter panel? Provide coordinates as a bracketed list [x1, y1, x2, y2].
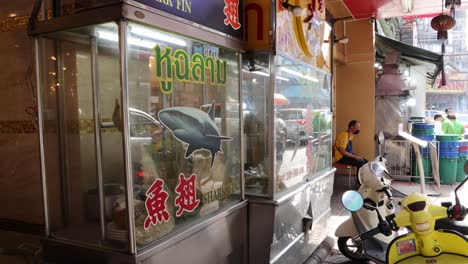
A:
[396, 253, 468, 264]
[387, 230, 468, 264]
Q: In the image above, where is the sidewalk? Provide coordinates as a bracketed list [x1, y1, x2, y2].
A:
[319, 174, 465, 264]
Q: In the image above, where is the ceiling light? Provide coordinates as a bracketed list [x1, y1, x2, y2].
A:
[276, 76, 290, 82]
[334, 37, 349, 44]
[242, 69, 270, 77]
[281, 0, 304, 17]
[279, 68, 319, 83]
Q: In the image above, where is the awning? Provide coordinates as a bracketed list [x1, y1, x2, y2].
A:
[375, 34, 444, 86]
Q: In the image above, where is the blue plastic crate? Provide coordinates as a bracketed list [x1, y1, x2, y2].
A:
[439, 146, 459, 153]
[412, 123, 435, 130]
[440, 152, 460, 159]
[439, 141, 459, 148]
[414, 134, 435, 141]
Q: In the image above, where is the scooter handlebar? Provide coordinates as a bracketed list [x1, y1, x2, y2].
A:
[356, 219, 394, 242]
[448, 204, 467, 221]
[356, 226, 381, 241]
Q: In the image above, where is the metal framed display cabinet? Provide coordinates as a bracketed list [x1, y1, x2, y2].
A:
[243, 1, 335, 263]
[30, 1, 246, 263]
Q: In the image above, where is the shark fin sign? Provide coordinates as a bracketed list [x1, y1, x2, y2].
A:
[153, 45, 227, 94]
[158, 101, 232, 168]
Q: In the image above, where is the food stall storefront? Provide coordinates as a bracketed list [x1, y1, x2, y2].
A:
[29, 0, 246, 263]
[243, 0, 335, 263]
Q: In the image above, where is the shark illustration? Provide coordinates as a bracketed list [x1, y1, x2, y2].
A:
[158, 101, 232, 168]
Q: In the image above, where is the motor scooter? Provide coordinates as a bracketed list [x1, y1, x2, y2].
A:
[335, 132, 396, 261]
[341, 161, 468, 264]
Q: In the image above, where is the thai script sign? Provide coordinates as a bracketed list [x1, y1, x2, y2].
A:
[154, 45, 227, 94]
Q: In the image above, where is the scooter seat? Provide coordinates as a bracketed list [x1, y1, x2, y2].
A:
[435, 218, 468, 235]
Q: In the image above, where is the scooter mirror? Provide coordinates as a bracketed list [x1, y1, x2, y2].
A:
[342, 190, 364, 212]
[377, 131, 385, 145]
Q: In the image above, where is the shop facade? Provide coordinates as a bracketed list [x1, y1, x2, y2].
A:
[30, 0, 335, 263]
[31, 1, 246, 263]
[244, 1, 335, 263]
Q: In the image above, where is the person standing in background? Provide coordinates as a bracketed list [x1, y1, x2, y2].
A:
[449, 114, 465, 139]
[442, 114, 456, 134]
[434, 114, 443, 135]
[445, 108, 453, 118]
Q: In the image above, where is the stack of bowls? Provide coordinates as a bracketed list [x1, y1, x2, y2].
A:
[411, 123, 435, 183]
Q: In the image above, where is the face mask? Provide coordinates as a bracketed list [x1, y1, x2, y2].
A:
[353, 130, 360, 135]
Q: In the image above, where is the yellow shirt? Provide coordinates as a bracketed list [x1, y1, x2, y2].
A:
[334, 131, 353, 161]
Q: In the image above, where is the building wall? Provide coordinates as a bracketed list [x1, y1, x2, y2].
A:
[335, 19, 376, 160]
[0, 3, 45, 225]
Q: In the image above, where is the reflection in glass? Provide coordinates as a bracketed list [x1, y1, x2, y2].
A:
[39, 21, 242, 252]
[274, 55, 332, 194]
[125, 22, 241, 250]
[242, 53, 332, 197]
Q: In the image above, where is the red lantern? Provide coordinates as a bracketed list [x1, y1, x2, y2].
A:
[431, 14, 456, 40]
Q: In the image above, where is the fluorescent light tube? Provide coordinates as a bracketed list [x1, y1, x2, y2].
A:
[130, 25, 187, 47]
[242, 69, 269, 77]
[276, 76, 290, 81]
[279, 68, 319, 82]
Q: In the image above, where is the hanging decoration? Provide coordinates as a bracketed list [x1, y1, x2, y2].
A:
[430, 14, 456, 40]
[431, 0, 457, 87]
[445, 0, 461, 17]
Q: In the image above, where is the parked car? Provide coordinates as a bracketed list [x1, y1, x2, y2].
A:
[278, 108, 308, 145]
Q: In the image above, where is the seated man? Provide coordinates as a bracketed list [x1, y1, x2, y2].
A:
[334, 120, 368, 171]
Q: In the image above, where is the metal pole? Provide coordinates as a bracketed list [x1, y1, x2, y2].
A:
[35, 38, 50, 236]
[268, 53, 276, 199]
[91, 36, 106, 241]
[238, 53, 245, 200]
[56, 41, 71, 226]
[119, 20, 136, 254]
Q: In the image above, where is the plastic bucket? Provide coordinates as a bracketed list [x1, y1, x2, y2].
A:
[411, 157, 432, 183]
[409, 118, 426, 133]
[411, 129, 434, 135]
[436, 134, 459, 142]
[440, 141, 458, 148]
[412, 123, 435, 130]
[414, 134, 435, 141]
[439, 158, 458, 184]
[457, 155, 468, 182]
[412, 147, 431, 158]
[439, 146, 459, 153]
[439, 152, 459, 159]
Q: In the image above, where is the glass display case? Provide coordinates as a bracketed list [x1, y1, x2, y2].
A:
[33, 3, 246, 262]
[243, 52, 332, 198]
